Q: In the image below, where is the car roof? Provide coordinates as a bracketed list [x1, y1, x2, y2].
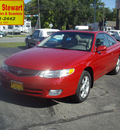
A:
[108, 30, 120, 32]
[58, 30, 105, 34]
[36, 28, 60, 31]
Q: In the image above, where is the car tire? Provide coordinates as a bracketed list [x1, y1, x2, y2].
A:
[26, 39, 30, 48]
[0, 35, 3, 38]
[110, 57, 120, 75]
[72, 70, 91, 103]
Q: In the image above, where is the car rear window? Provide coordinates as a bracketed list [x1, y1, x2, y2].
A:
[47, 31, 56, 36]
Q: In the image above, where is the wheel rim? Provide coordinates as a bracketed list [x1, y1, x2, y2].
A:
[116, 58, 120, 72]
[80, 76, 90, 99]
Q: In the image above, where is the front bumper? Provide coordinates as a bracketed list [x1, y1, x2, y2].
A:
[0, 69, 79, 99]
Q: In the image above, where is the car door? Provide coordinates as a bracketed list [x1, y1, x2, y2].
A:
[92, 33, 113, 80]
[105, 34, 119, 69]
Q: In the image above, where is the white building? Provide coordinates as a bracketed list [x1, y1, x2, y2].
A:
[0, 19, 31, 34]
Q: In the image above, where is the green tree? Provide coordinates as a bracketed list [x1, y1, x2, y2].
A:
[24, 0, 116, 29]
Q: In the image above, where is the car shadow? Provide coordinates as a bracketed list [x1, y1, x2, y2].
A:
[0, 86, 58, 108]
[18, 46, 27, 50]
[0, 85, 77, 108]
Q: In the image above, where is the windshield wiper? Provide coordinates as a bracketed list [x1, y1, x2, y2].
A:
[55, 47, 69, 50]
[36, 46, 48, 48]
[36, 46, 71, 50]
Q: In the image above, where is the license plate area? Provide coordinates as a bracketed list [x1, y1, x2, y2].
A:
[11, 80, 23, 91]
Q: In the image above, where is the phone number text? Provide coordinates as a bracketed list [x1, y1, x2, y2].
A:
[0, 17, 16, 21]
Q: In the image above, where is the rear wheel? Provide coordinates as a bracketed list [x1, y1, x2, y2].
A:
[72, 70, 91, 103]
[110, 57, 120, 75]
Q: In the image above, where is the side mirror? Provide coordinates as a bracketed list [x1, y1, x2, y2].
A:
[96, 45, 107, 52]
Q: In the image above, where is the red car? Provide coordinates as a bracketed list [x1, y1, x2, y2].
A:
[0, 30, 120, 103]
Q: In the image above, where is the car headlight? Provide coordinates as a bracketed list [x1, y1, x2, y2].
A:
[39, 68, 75, 78]
[0, 63, 8, 71]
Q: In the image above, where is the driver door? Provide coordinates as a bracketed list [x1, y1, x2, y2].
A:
[92, 33, 113, 80]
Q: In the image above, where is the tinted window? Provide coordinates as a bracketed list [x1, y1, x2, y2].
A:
[32, 30, 40, 38]
[37, 32, 94, 51]
[105, 34, 116, 46]
[96, 33, 109, 47]
[114, 32, 119, 36]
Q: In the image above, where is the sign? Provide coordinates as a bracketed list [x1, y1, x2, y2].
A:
[25, 15, 38, 17]
[0, 0, 24, 25]
[49, 23, 53, 28]
[116, 0, 120, 9]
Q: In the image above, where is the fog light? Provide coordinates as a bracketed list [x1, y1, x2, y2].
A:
[49, 90, 62, 96]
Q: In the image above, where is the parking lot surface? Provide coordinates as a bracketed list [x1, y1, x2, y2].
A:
[0, 47, 120, 130]
[0, 37, 25, 43]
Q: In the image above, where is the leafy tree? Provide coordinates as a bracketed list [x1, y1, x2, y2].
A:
[24, 0, 117, 29]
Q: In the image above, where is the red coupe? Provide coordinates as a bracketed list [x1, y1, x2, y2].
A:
[0, 30, 120, 103]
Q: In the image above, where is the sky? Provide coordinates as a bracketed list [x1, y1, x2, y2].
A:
[24, 0, 116, 10]
[101, 0, 115, 9]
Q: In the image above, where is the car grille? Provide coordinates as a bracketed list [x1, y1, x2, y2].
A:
[8, 66, 39, 77]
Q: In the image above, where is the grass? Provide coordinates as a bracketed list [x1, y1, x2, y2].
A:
[0, 42, 26, 48]
[6, 35, 28, 38]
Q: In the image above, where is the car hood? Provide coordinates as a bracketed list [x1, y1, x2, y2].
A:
[5, 47, 90, 70]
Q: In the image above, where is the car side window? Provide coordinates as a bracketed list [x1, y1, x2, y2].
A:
[32, 30, 40, 38]
[105, 34, 116, 46]
[96, 33, 109, 47]
[115, 32, 119, 36]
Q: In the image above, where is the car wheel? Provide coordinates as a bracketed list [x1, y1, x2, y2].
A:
[0, 34, 3, 38]
[110, 57, 120, 75]
[26, 39, 30, 48]
[72, 70, 91, 103]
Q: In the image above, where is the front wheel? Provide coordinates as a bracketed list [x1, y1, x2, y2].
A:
[72, 70, 91, 103]
[26, 39, 30, 48]
[0, 35, 3, 38]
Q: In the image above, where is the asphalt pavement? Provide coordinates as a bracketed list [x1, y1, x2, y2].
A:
[0, 45, 120, 130]
[0, 36, 25, 43]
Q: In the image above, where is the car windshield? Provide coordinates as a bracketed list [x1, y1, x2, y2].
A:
[37, 32, 94, 51]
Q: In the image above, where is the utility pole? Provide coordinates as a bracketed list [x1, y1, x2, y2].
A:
[116, 0, 120, 30]
[103, 4, 105, 31]
[38, 0, 41, 28]
[94, 0, 96, 30]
